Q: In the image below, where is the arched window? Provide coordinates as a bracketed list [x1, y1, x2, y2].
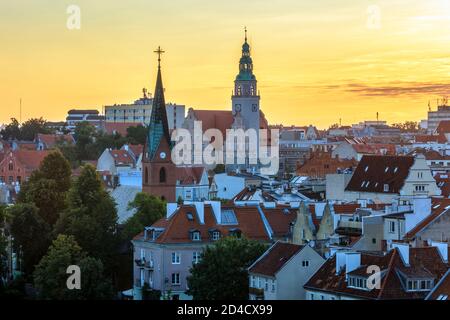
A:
[159, 167, 166, 183]
[144, 167, 148, 184]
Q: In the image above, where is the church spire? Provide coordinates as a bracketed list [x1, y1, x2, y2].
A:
[236, 28, 255, 82]
[147, 47, 171, 160]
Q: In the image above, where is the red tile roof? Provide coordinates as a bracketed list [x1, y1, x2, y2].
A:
[404, 197, 450, 240]
[175, 166, 206, 185]
[352, 144, 396, 156]
[15, 150, 51, 172]
[126, 144, 143, 158]
[305, 246, 449, 300]
[136, 204, 271, 244]
[262, 207, 297, 238]
[427, 269, 450, 300]
[249, 241, 304, 277]
[345, 155, 415, 194]
[37, 133, 74, 148]
[110, 149, 135, 166]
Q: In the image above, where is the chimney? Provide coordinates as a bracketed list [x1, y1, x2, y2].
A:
[193, 202, 205, 224]
[392, 243, 410, 265]
[345, 253, 361, 280]
[335, 251, 347, 275]
[166, 203, 178, 219]
[205, 200, 221, 224]
[431, 241, 448, 262]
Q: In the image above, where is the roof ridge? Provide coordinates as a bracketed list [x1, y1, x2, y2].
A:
[377, 249, 397, 300]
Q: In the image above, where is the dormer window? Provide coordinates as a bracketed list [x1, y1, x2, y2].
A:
[406, 279, 433, 291]
[383, 184, 389, 192]
[186, 212, 194, 221]
[212, 231, 220, 241]
[348, 276, 369, 291]
[190, 230, 201, 241]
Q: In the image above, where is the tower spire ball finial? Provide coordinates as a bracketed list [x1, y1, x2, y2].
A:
[154, 46, 165, 68]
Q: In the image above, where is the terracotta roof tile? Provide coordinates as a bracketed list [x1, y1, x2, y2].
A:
[249, 242, 304, 277]
[345, 155, 415, 194]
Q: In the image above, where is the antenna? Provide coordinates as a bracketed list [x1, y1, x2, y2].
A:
[376, 112, 379, 123]
[19, 98, 22, 123]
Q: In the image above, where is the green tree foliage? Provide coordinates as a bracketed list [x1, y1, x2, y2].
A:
[0, 118, 21, 140]
[33, 234, 114, 300]
[8, 204, 51, 277]
[121, 193, 165, 241]
[18, 151, 72, 226]
[73, 122, 98, 160]
[213, 164, 225, 174]
[187, 237, 267, 300]
[126, 125, 147, 145]
[56, 165, 118, 267]
[20, 118, 52, 141]
[0, 205, 8, 279]
[392, 121, 419, 132]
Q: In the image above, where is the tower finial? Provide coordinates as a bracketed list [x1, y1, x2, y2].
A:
[244, 26, 247, 42]
[154, 46, 165, 68]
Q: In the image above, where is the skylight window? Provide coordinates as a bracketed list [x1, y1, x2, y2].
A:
[221, 209, 238, 225]
[385, 167, 389, 172]
[394, 167, 398, 173]
[365, 166, 369, 172]
[186, 212, 194, 221]
[361, 181, 366, 188]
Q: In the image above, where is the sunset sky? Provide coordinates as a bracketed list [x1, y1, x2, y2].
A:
[2, 0, 450, 129]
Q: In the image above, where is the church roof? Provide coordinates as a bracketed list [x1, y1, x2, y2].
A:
[146, 48, 171, 160]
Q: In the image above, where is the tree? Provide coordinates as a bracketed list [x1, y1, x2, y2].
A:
[0, 205, 8, 279]
[18, 151, 72, 226]
[8, 204, 51, 277]
[56, 165, 118, 267]
[0, 118, 21, 140]
[33, 234, 114, 300]
[73, 122, 98, 160]
[187, 237, 267, 300]
[213, 164, 225, 174]
[20, 118, 52, 140]
[121, 193, 165, 241]
[126, 125, 147, 145]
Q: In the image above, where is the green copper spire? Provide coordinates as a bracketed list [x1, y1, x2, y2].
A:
[236, 27, 255, 81]
[146, 46, 171, 160]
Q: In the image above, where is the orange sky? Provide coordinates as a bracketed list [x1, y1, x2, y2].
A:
[2, 0, 450, 129]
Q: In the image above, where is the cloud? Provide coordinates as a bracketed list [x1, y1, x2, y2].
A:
[295, 81, 450, 97]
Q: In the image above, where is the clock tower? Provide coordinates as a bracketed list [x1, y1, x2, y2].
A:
[230, 28, 261, 172]
[142, 47, 176, 202]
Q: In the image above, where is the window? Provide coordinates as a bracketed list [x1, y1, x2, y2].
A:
[302, 260, 310, 267]
[8, 176, 13, 183]
[191, 231, 201, 241]
[310, 293, 314, 300]
[144, 167, 148, 184]
[389, 221, 396, 233]
[258, 277, 262, 288]
[383, 184, 389, 192]
[271, 280, 276, 293]
[418, 172, 423, 179]
[193, 252, 201, 264]
[171, 252, 180, 264]
[8, 162, 13, 171]
[264, 279, 269, 291]
[186, 212, 194, 221]
[415, 185, 425, 192]
[250, 276, 256, 287]
[212, 231, 220, 241]
[406, 280, 433, 292]
[171, 273, 180, 285]
[372, 238, 377, 244]
[159, 167, 166, 183]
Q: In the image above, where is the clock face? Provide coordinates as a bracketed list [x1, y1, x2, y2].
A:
[160, 152, 166, 159]
[252, 104, 258, 112]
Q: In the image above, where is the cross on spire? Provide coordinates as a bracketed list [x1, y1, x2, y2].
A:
[154, 46, 165, 68]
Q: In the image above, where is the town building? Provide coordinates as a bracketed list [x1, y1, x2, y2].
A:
[65, 109, 104, 130]
[304, 243, 449, 300]
[0, 150, 50, 185]
[248, 241, 325, 300]
[343, 154, 441, 202]
[104, 89, 185, 130]
[427, 100, 450, 134]
[296, 149, 357, 179]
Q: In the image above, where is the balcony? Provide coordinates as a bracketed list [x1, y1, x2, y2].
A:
[135, 258, 154, 270]
[335, 220, 362, 236]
